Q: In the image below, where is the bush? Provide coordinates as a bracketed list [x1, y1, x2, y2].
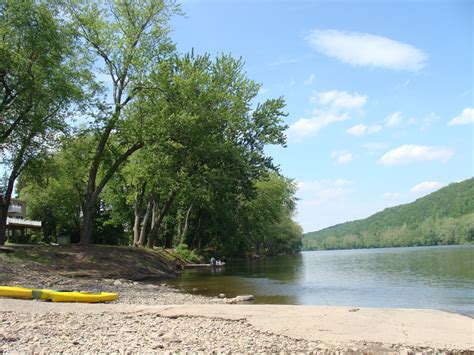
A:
[175, 243, 200, 263]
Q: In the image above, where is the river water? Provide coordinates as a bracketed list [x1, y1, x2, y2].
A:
[167, 245, 474, 316]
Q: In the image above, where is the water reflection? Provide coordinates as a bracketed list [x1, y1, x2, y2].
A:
[167, 245, 474, 316]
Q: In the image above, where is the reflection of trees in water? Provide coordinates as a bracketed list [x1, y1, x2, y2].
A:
[172, 271, 298, 304]
[232, 254, 304, 282]
[168, 254, 304, 303]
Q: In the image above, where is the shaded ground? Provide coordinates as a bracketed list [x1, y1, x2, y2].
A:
[1, 244, 180, 282]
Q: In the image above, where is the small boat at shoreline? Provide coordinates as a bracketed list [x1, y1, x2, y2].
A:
[186, 261, 226, 268]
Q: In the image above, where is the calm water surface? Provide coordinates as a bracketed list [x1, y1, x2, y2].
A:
[167, 245, 474, 316]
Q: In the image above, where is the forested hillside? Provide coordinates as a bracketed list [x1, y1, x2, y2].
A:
[303, 178, 474, 250]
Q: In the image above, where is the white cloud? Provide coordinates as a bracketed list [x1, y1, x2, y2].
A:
[304, 73, 315, 86]
[385, 112, 403, 127]
[382, 192, 400, 199]
[367, 125, 382, 134]
[288, 112, 350, 137]
[258, 87, 269, 96]
[419, 112, 439, 130]
[306, 29, 427, 71]
[410, 181, 445, 193]
[448, 108, 474, 126]
[312, 90, 367, 110]
[346, 123, 382, 136]
[346, 124, 367, 136]
[379, 144, 454, 165]
[297, 179, 353, 203]
[393, 112, 439, 130]
[289, 90, 367, 138]
[331, 150, 354, 165]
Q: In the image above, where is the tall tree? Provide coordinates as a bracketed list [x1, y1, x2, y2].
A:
[115, 53, 289, 249]
[65, 0, 179, 244]
[0, 0, 86, 245]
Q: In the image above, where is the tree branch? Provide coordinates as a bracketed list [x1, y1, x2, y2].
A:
[93, 141, 144, 201]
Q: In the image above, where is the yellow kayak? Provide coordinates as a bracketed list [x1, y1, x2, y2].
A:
[0, 286, 33, 299]
[49, 291, 118, 303]
[0, 286, 118, 303]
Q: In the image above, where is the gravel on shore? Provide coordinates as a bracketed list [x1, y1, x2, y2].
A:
[1, 309, 326, 353]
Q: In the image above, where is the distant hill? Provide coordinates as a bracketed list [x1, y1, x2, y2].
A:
[302, 178, 474, 250]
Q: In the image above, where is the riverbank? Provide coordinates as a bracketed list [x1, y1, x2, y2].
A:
[1, 250, 473, 353]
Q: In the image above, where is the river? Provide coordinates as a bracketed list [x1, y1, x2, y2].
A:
[167, 245, 474, 316]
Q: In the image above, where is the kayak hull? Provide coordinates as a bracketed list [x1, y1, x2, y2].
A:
[0, 286, 118, 303]
[0, 286, 33, 299]
[49, 291, 118, 303]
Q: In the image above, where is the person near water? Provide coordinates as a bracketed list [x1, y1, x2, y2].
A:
[210, 257, 216, 266]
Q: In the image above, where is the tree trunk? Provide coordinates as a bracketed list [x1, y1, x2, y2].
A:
[138, 195, 153, 247]
[190, 213, 202, 250]
[79, 141, 143, 245]
[80, 202, 94, 245]
[178, 203, 193, 245]
[0, 204, 9, 246]
[132, 182, 147, 246]
[132, 211, 141, 246]
[147, 190, 177, 249]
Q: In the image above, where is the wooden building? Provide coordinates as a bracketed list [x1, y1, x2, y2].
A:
[6, 199, 42, 243]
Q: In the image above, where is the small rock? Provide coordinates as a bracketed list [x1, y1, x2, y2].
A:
[218, 293, 226, 298]
[160, 331, 178, 342]
[235, 295, 254, 301]
[113, 279, 122, 286]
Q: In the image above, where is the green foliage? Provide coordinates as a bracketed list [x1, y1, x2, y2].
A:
[0, 0, 91, 245]
[303, 178, 474, 250]
[241, 172, 301, 256]
[8, 1, 303, 256]
[174, 243, 200, 263]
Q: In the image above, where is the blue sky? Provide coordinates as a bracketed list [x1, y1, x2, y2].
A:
[171, 0, 473, 232]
